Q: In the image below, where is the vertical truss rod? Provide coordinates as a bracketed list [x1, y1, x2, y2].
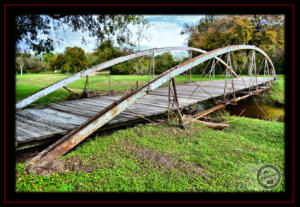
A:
[171, 78, 185, 128]
[189, 52, 192, 82]
[168, 80, 171, 120]
[152, 51, 155, 78]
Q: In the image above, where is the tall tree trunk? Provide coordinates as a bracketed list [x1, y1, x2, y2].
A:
[247, 50, 252, 76]
[20, 64, 23, 76]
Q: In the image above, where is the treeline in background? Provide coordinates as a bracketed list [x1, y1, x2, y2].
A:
[16, 15, 284, 76]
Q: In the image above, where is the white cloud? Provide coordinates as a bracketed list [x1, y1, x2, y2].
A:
[53, 15, 204, 54]
[129, 21, 187, 48]
[19, 15, 204, 58]
[128, 19, 194, 57]
[144, 15, 204, 26]
[53, 30, 98, 53]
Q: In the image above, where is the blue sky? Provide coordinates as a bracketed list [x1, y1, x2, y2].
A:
[20, 15, 204, 57]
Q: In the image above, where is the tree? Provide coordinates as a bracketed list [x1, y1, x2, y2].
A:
[63, 47, 88, 73]
[16, 15, 146, 54]
[16, 51, 46, 74]
[110, 47, 137, 75]
[94, 40, 137, 75]
[50, 54, 65, 72]
[50, 46, 88, 73]
[182, 15, 285, 74]
[154, 52, 177, 74]
[16, 57, 24, 75]
[86, 53, 98, 68]
[42, 52, 55, 63]
[94, 40, 124, 64]
[15, 52, 30, 75]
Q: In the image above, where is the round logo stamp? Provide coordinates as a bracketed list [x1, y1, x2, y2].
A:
[257, 164, 282, 189]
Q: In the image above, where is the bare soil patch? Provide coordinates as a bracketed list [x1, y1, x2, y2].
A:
[128, 147, 204, 177]
[26, 156, 95, 175]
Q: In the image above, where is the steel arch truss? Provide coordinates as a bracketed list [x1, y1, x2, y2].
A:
[16, 46, 240, 110]
[25, 45, 277, 166]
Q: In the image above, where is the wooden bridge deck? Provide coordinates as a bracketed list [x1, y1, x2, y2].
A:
[15, 77, 273, 148]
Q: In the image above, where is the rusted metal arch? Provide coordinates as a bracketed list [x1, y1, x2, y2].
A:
[29, 45, 276, 164]
[16, 46, 235, 110]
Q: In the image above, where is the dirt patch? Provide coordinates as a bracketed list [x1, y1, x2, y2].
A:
[162, 124, 201, 139]
[26, 156, 95, 175]
[131, 148, 178, 170]
[128, 147, 204, 177]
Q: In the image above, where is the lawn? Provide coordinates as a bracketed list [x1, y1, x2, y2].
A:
[269, 75, 285, 105]
[16, 114, 284, 192]
[16, 73, 285, 192]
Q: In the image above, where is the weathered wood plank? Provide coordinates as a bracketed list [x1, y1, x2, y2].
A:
[16, 110, 76, 130]
[16, 129, 32, 142]
[102, 96, 170, 109]
[47, 104, 94, 118]
[16, 115, 66, 134]
[40, 108, 88, 122]
[16, 119, 54, 138]
[55, 102, 105, 115]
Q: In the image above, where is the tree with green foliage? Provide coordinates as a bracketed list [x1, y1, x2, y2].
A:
[94, 40, 124, 64]
[50, 54, 65, 72]
[16, 51, 49, 74]
[86, 53, 98, 68]
[42, 52, 55, 64]
[50, 46, 88, 73]
[182, 15, 284, 74]
[16, 15, 146, 54]
[15, 52, 31, 75]
[63, 47, 88, 73]
[154, 52, 177, 74]
[93, 40, 130, 74]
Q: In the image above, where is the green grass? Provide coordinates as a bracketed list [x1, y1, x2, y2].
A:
[15, 73, 285, 192]
[269, 75, 285, 105]
[16, 115, 284, 192]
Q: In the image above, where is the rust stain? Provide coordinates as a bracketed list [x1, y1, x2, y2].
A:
[111, 107, 118, 118]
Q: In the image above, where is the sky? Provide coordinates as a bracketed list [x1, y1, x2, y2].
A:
[22, 15, 204, 58]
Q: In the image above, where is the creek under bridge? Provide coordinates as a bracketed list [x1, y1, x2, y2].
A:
[15, 45, 277, 164]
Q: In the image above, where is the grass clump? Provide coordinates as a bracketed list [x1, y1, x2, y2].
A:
[269, 75, 284, 105]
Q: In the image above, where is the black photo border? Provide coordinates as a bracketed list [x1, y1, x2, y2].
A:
[1, 2, 296, 205]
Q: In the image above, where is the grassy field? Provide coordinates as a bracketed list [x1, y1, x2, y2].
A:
[16, 73, 285, 192]
[16, 114, 284, 192]
[269, 75, 285, 105]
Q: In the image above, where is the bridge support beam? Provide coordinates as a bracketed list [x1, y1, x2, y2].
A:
[81, 76, 89, 98]
[168, 78, 185, 128]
